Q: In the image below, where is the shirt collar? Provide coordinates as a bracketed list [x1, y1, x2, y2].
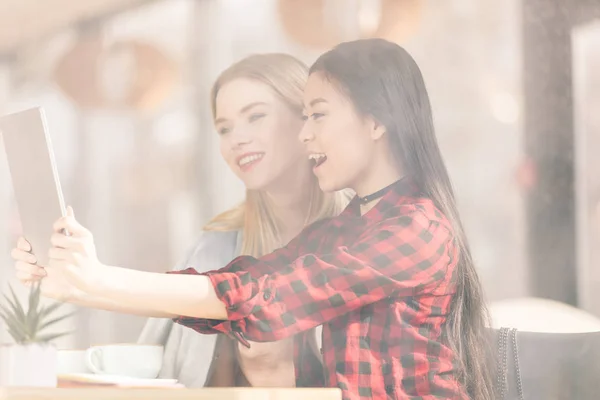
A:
[341, 176, 421, 220]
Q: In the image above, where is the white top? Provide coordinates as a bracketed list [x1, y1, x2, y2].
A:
[137, 230, 242, 387]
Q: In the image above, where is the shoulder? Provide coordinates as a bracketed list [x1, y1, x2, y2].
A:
[194, 229, 240, 249]
[380, 196, 453, 237]
[176, 230, 242, 272]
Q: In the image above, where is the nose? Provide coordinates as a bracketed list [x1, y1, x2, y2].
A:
[298, 121, 314, 144]
[230, 128, 252, 148]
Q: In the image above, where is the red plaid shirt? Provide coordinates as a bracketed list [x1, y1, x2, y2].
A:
[171, 179, 466, 399]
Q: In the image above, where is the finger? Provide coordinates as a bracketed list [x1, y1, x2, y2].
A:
[53, 215, 91, 238]
[17, 237, 32, 252]
[16, 270, 44, 282]
[50, 233, 85, 251]
[63, 207, 75, 237]
[16, 270, 43, 283]
[11, 248, 37, 264]
[15, 261, 47, 277]
[48, 247, 74, 262]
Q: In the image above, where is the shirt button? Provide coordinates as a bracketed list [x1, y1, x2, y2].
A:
[320, 347, 323, 355]
[263, 289, 272, 301]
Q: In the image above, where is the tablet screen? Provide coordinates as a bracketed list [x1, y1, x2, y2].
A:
[0, 107, 66, 266]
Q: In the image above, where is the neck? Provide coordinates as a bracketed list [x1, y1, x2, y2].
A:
[353, 163, 403, 201]
[263, 166, 314, 245]
[352, 149, 403, 214]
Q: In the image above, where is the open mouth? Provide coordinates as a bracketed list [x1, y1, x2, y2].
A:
[238, 153, 264, 170]
[309, 153, 327, 169]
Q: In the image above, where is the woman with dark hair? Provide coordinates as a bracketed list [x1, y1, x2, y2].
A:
[14, 38, 493, 399]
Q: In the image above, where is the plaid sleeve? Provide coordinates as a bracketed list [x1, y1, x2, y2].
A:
[200, 208, 454, 342]
[168, 233, 302, 344]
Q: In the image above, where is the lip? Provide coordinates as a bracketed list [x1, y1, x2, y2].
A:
[313, 159, 327, 172]
[308, 151, 327, 172]
[236, 152, 265, 171]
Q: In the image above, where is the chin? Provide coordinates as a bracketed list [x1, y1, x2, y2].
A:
[240, 176, 268, 191]
[316, 177, 343, 193]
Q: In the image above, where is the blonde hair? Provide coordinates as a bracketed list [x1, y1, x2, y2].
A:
[204, 53, 349, 257]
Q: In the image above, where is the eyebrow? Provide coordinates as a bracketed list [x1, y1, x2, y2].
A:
[214, 101, 268, 125]
[309, 98, 328, 107]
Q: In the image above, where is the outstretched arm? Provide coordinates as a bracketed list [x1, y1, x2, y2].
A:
[39, 207, 295, 319]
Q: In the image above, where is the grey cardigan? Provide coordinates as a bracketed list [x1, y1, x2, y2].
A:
[137, 230, 242, 387]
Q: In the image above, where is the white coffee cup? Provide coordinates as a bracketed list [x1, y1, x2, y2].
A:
[57, 349, 91, 374]
[85, 344, 163, 379]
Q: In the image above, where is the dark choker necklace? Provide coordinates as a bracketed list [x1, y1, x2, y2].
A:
[357, 179, 402, 204]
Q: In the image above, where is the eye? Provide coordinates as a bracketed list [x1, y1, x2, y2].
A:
[248, 113, 266, 123]
[301, 114, 308, 121]
[217, 127, 230, 135]
[311, 113, 325, 120]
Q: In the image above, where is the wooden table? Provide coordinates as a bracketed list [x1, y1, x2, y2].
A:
[0, 388, 342, 400]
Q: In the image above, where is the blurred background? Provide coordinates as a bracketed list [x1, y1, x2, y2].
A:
[0, 0, 598, 348]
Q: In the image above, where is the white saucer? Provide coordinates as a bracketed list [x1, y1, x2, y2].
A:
[58, 373, 180, 387]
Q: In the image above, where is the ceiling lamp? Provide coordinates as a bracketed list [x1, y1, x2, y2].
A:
[277, 0, 423, 49]
[53, 36, 179, 112]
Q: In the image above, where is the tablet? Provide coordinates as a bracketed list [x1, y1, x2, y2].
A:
[0, 107, 67, 266]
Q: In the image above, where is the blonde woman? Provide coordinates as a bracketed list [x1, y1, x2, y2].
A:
[13, 53, 348, 387]
[139, 53, 348, 387]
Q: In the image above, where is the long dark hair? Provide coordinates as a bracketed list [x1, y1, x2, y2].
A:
[310, 38, 494, 400]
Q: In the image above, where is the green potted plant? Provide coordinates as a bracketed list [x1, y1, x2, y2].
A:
[0, 282, 72, 387]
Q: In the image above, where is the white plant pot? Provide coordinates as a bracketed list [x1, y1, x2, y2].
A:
[0, 343, 57, 387]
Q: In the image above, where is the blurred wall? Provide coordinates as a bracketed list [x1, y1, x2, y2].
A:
[0, 0, 546, 347]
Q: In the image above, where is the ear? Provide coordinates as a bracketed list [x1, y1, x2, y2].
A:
[369, 117, 387, 141]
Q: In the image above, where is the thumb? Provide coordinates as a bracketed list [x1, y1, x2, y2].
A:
[66, 206, 74, 218]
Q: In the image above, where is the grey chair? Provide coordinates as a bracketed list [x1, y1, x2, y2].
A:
[490, 327, 600, 400]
